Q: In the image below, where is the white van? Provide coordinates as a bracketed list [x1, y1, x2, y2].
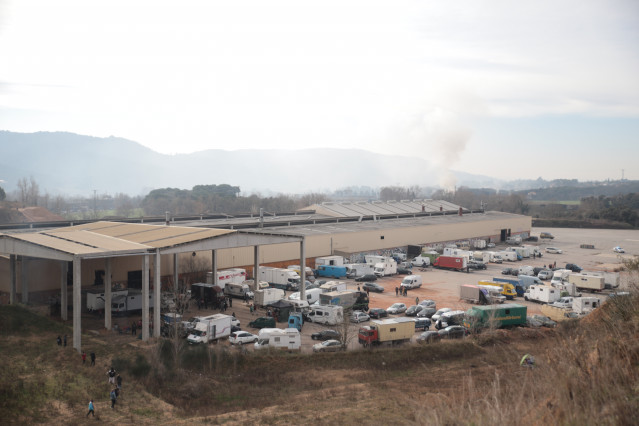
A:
[254, 328, 301, 351]
[518, 266, 534, 276]
[307, 305, 344, 325]
[288, 288, 322, 305]
[410, 256, 431, 267]
[400, 275, 422, 290]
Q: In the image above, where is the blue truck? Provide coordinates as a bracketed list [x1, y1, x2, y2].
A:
[315, 265, 348, 278]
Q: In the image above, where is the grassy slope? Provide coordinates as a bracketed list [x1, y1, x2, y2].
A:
[1, 298, 638, 425]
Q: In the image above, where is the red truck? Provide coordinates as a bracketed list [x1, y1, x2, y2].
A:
[433, 256, 468, 272]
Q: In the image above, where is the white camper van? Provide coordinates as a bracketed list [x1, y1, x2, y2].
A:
[307, 305, 344, 325]
[254, 328, 301, 351]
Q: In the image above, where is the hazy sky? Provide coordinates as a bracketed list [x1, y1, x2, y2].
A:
[1, 0, 638, 182]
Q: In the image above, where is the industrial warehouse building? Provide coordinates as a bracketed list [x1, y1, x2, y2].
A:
[0, 200, 530, 301]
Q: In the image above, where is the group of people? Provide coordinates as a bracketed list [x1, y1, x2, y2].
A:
[197, 296, 232, 312]
[85, 365, 123, 417]
[395, 286, 408, 297]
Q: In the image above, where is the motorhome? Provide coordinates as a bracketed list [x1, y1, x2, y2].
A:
[253, 328, 301, 351]
[288, 288, 322, 305]
[524, 285, 560, 304]
[315, 256, 345, 267]
[345, 263, 375, 278]
[307, 305, 344, 325]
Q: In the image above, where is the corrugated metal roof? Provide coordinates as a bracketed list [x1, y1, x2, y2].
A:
[11, 231, 149, 255]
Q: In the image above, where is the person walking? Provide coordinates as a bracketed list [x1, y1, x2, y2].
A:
[107, 367, 116, 384]
[90, 351, 96, 366]
[110, 388, 117, 409]
[57, 335, 62, 346]
[82, 351, 86, 365]
[63, 334, 67, 347]
[249, 304, 254, 315]
[228, 297, 232, 308]
[132, 321, 137, 336]
[86, 399, 95, 417]
[116, 374, 122, 390]
[415, 297, 419, 306]
[395, 287, 398, 296]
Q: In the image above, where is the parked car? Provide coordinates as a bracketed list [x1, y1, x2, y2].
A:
[487, 242, 496, 248]
[405, 305, 424, 317]
[613, 246, 625, 253]
[416, 307, 437, 318]
[368, 308, 388, 319]
[416, 330, 441, 344]
[229, 331, 258, 345]
[468, 260, 487, 270]
[437, 325, 468, 339]
[248, 317, 276, 329]
[545, 247, 563, 254]
[312, 339, 344, 353]
[540, 232, 554, 239]
[419, 299, 437, 308]
[350, 311, 370, 323]
[501, 267, 518, 276]
[396, 267, 412, 275]
[355, 274, 377, 282]
[431, 308, 452, 323]
[526, 314, 557, 328]
[565, 263, 583, 273]
[386, 303, 407, 314]
[311, 329, 341, 341]
[305, 282, 321, 290]
[525, 236, 539, 242]
[538, 270, 553, 280]
[362, 282, 384, 293]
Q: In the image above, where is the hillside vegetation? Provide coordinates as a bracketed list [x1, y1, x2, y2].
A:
[2, 276, 638, 425]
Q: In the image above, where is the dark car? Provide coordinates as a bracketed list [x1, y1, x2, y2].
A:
[468, 260, 487, 270]
[248, 317, 276, 329]
[501, 267, 517, 275]
[368, 308, 388, 319]
[437, 325, 469, 339]
[416, 331, 441, 344]
[565, 263, 583, 273]
[533, 267, 544, 276]
[525, 236, 539, 242]
[355, 274, 377, 282]
[311, 329, 341, 341]
[362, 282, 384, 293]
[405, 305, 424, 317]
[416, 306, 437, 318]
[396, 267, 412, 275]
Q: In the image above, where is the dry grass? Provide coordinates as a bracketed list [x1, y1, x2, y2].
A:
[1, 275, 638, 425]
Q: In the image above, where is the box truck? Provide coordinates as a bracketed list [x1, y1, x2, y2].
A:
[459, 284, 492, 304]
[186, 314, 233, 344]
[316, 264, 348, 278]
[568, 274, 605, 292]
[433, 256, 468, 272]
[463, 304, 527, 330]
[373, 259, 397, 277]
[524, 285, 560, 304]
[315, 255, 345, 267]
[477, 285, 507, 303]
[319, 290, 369, 311]
[345, 263, 375, 278]
[253, 288, 285, 308]
[358, 317, 415, 347]
[206, 268, 247, 288]
[111, 290, 154, 315]
[258, 267, 300, 291]
[582, 271, 620, 289]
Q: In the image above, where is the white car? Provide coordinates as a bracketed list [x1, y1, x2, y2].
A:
[545, 247, 562, 254]
[431, 308, 452, 323]
[386, 303, 407, 314]
[613, 246, 625, 253]
[229, 331, 258, 345]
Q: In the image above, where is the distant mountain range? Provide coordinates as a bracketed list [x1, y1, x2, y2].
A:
[0, 131, 503, 197]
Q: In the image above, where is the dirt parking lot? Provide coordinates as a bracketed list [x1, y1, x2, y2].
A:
[82, 227, 638, 354]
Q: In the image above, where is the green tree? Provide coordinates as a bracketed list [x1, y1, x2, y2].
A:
[0, 186, 5, 201]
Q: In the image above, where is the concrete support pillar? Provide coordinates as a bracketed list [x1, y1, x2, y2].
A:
[142, 255, 150, 341]
[61, 262, 68, 321]
[211, 250, 218, 285]
[9, 254, 16, 304]
[73, 256, 82, 353]
[253, 245, 260, 282]
[154, 250, 161, 338]
[105, 258, 112, 330]
[21, 256, 28, 304]
[173, 253, 179, 293]
[300, 238, 306, 302]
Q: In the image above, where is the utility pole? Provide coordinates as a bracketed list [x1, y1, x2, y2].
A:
[93, 190, 97, 219]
